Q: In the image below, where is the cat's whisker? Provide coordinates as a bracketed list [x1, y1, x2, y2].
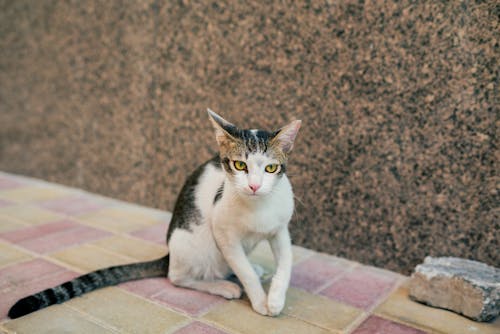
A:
[293, 194, 306, 207]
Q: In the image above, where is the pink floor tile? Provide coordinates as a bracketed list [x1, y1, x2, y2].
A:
[0, 270, 79, 319]
[0, 220, 76, 243]
[120, 277, 170, 298]
[129, 223, 168, 245]
[319, 266, 398, 310]
[174, 321, 229, 334]
[17, 225, 110, 254]
[0, 259, 69, 290]
[151, 280, 226, 316]
[0, 199, 14, 208]
[0, 176, 25, 190]
[352, 316, 427, 334]
[38, 195, 108, 216]
[290, 255, 348, 293]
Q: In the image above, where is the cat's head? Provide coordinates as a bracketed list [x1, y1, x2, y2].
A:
[208, 109, 301, 197]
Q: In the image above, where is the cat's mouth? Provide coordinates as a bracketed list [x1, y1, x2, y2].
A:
[244, 190, 265, 198]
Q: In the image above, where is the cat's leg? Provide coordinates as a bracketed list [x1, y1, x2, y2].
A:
[215, 236, 269, 316]
[170, 276, 242, 299]
[168, 235, 241, 299]
[267, 227, 293, 316]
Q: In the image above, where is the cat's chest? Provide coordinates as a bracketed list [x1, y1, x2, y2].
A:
[247, 203, 290, 232]
[223, 194, 293, 235]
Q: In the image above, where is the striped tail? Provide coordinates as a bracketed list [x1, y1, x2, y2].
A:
[8, 254, 169, 319]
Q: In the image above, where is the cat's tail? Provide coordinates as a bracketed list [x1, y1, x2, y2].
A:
[8, 254, 169, 319]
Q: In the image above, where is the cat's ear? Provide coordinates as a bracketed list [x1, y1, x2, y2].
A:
[271, 120, 302, 154]
[207, 109, 238, 147]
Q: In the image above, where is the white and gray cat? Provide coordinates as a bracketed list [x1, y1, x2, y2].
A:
[8, 109, 301, 318]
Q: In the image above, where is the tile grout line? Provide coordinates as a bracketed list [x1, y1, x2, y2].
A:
[0, 323, 13, 334]
[46, 243, 140, 272]
[312, 261, 360, 295]
[0, 173, 167, 211]
[280, 283, 366, 334]
[2, 227, 112, 256]
[373, 313, 432, 334]
[0, 214, 31, 229]
[64, 290, 194, 334]
[0, 241, 32, 271]
[0, 267, 74, 295]
[0, 181, 172, 233]
[33, 198, 172, 247]
[200, 316, 246, 334]
[0, 233, 139, 275]
[318, 270, 410, 334]
[194, 318, 242, 334]
[289, 247, 316, 266]
[367, 274, 436, 334]
[151, 291, 226, 319]
[0, 206, 67, 225]
[71, 214, 170, 236]
[344, 311, 370, 334]
[115, 283, 215, 319]
[366, 275, 408, 314]
[283, 311, 345, 334]
[95, 228, 170, 250]
[62, 304, 124, 334]
[344, 275, 414, 334]
[162, 318, 194, 334]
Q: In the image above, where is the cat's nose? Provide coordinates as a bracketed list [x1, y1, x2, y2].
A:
[249, 184, 261, 193]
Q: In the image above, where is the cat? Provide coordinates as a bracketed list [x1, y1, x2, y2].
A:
[8, 109, 301, 318]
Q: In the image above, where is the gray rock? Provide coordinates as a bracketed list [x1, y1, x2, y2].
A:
[409, 256, 499, 322]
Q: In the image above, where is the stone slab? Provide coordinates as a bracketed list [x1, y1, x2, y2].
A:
[409, 256, 499, 322]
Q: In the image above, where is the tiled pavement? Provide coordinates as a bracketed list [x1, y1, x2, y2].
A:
[0, 172, 498, 334]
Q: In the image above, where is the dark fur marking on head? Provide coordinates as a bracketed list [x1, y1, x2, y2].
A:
[221, 157, 233, 174]
[239, 129, 272, 154]
[219, 122, 239, 138]
[220, 126, 275, 155]
[278, 163, 287, 176]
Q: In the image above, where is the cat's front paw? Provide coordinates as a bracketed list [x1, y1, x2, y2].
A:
[267, 291, 286, 316]
[251, 299, 269, 316]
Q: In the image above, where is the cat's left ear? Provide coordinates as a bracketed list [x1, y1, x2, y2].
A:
[271, 120, 302, 154]
[207, 109, 239, 148]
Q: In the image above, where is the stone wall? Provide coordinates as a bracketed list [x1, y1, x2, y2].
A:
[0, 1, 497, 274]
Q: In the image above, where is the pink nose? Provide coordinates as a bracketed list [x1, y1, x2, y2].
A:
[249, 184, 261, 193]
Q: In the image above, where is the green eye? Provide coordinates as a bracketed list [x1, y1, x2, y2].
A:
[265, 164, 279, 173]
[233, 161, 247, 171]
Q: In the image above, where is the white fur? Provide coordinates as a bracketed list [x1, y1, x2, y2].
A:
[230, 152, 281, 196]
[168, 156, 294, 316]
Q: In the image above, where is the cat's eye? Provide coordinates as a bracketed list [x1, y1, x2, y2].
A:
[265, 164, 279, 173]
[233, 160, 247, 171]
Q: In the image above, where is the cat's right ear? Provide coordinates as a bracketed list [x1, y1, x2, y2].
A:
[207, 109, 238, 148]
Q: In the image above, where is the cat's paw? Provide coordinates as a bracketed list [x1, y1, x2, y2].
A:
[267, 291, 286, 316]
[251, 299, 269, 316]
[211, 281, 242, 299]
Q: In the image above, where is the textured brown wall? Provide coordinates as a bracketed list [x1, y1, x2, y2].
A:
[0, 1, 498, 274]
